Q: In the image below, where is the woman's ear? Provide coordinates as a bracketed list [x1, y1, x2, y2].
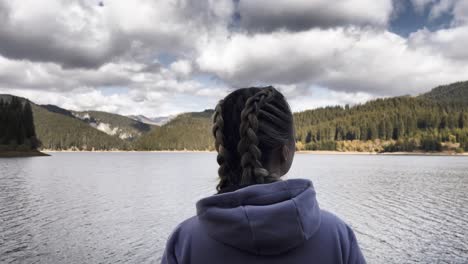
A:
[279, 142, 295, 176]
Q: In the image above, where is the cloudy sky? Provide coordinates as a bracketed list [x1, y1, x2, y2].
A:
[0, 0, 467, 117]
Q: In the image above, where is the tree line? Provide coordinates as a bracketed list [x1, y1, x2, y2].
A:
[294, 96, 468, 152]
[3, 81, 467, 153]
[0, 97, 40, 151]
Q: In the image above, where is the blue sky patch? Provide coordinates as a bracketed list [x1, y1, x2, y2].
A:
[390, 0, 453, 36]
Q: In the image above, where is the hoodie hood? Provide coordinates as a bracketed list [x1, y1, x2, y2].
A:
[196, 179, 321, 255]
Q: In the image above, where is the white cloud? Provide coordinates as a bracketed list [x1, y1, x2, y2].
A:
[453, 0, 468, 24]
[289, 87, 375, 112]
[429, 0, 455, 20]
[410, 0, 468, 23]
[197, 26, 468, 96]
[409, 25, 468, 60]
[170, 60, 193, 77]
[0, 53, 229, 116]
[1, 86, 225, 117]
[410, 0, 436, 13]
[1, 0, 468, 116]
[0, 0, 233, 68]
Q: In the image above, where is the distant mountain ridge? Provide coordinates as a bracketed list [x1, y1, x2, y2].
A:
[36, 104, 154, 143]
[128, 114, 175, 126]
[419, 81, 468, 104]
[41, 104, 75, 118]
[1, 80, 468, 152]
[135, 110, 214, 150]
[32, 104, 129, 150]
[134, 81, 468, 152]
[71, 110, 154, 140]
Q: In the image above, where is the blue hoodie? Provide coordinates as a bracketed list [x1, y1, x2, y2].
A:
[162, 179, 366, 264]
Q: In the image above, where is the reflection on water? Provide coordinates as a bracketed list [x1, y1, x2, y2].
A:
[0, 152, 467, 263]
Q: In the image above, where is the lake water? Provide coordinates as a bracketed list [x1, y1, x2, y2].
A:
[1, 152, 467, 263]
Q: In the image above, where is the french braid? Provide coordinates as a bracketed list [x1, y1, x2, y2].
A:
[213, 86, 294, 192]
[237, 88, 276, 185]
[212, 100, 230, 191]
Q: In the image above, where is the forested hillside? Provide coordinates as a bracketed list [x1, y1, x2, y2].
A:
[135, 81, 468, 153]
[131, 82, 468, 152]
[0, 95, 41, 153]
[32, 104, 130, 150]
[420, 81, 468, 104]
[135, 110, 214, 150]
[2, 81, 468, 153]
[294, 96, 468, 152]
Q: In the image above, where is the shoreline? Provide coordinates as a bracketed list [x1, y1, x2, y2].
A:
[0, 150, 50, 158]
[296, 150, 468, 156]
[40, 149, 468, 156]
[42, 149, 214, 153]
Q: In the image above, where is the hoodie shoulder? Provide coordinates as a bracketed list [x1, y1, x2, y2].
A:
[161, 216, 198, 264]
[319, 210, 348, 230]
[316, 210, 366, 264]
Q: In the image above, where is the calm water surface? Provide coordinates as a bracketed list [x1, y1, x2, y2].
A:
[0, 152, 467, 263]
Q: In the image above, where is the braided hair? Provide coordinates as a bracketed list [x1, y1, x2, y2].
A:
[212, 86, 294, 192]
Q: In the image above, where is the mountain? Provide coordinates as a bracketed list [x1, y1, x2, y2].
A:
[32, 104, 129, 150]
[41, 104, 75, 118]
[135, 81, 468, 152]
[71, 110, 155, 140]
[292, 81, 468, 152]
[2, 80, 468, 152]
[128, 114, 175, 126]
[419, 81, 468, 104]
[1, 95, 151, 150]
[135, 110, 214, 150]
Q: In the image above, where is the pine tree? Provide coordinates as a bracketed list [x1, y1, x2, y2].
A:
[0, 97, 40, 150]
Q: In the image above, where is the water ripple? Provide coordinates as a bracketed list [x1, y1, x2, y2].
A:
[1, 153, 467, 263]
